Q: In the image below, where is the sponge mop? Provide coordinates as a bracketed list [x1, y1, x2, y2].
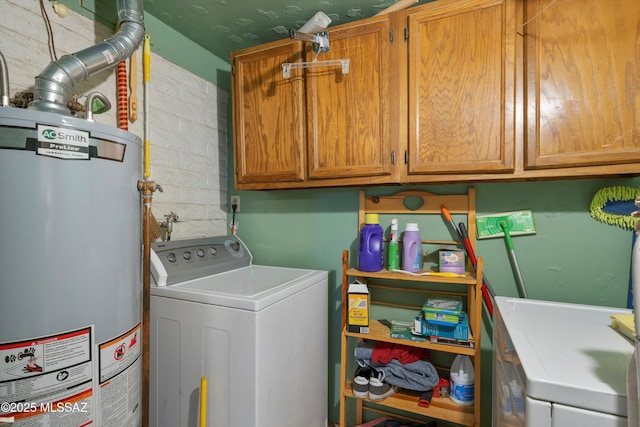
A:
[476, 210, 537, 299]
[590, 186, 640, 230]
[589, 186, 640, 309]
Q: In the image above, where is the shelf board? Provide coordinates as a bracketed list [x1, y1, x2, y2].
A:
[346, 268, 477, 285]
[344, 384, 475, 426]
[344, 320, 476, 356]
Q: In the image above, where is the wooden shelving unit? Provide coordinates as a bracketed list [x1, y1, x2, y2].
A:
[339, 188, 483, 427]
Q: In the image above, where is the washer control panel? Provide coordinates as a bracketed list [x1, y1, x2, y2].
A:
[150, 235, 251, 286]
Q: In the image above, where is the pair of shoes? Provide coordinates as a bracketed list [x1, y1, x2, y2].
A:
[352, 365, 371, 398]
[369, 369, 399, 401]
[352, 365, 399, 401]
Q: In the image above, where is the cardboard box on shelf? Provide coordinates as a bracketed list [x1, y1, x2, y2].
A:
[348, 283, 369, 333]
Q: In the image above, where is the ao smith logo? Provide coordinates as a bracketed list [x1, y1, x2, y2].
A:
[37, 125, 90, 159]
[41, 128, 88, 144]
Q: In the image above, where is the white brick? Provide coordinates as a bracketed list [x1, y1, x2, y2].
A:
[4, 0, 228, 240]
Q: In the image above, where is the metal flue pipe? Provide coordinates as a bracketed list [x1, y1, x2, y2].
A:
[0, 50, 9, 106]
[29, 0, 145, 115]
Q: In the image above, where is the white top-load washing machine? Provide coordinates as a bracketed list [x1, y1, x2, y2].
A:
[149, 235, 328, 427]
[493, 296, 633, 427]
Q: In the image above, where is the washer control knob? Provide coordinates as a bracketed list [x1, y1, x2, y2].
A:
[166, 252, 176, 263]
[209, 247, 217, 256]
[224, 239, 244, 258]
[196, 248, 205, 258]
[182, 251, 192, 260]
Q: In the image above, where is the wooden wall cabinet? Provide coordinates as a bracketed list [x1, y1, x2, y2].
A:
[523, 0, 640, 171]
[231, 0, 640, 189]
[232, 15, 398, 190]
[232, 40, 306, 185]
[305, 17, 397, 182]
[405, 0, 516, 178]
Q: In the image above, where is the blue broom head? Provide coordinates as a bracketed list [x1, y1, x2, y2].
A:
[589, 186, 640, 230]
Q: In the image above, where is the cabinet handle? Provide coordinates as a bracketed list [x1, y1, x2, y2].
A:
[404, 150, 409, 164]
[390, 29, 394, 44]
[391, 150, 396, 165]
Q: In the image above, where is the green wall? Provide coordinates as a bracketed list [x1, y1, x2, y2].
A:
[228, 178, 640, 426]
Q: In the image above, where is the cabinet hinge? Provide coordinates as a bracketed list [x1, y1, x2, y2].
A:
[390, 29, 394, 44]
[404, 150, 408, 164]
[235, 165, 239, 175]
[391, 150, 396, 165]
[404, 27, 409, 42]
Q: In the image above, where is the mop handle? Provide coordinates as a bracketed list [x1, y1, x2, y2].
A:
[633, 230, 640, 339]
[499, 220, 528, 299]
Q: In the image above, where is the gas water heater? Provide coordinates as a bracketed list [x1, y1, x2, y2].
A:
[0, 0, 145, 425]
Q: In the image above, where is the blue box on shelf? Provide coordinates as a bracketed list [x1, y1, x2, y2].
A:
[418, 312, 469, 341]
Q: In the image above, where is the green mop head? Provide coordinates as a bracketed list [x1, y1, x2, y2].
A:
[589, 186, 640, 230]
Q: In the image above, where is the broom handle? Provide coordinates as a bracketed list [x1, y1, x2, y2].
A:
[459, 223, 496, 297]
[442, 206, 495, 314]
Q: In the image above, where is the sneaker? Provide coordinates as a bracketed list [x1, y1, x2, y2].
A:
[368, 368, 399, 401]
[352, 365, 371, 398]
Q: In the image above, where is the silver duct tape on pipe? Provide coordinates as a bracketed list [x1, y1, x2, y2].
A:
[0, 50, 9, 106]
[29, 0, 145, 114]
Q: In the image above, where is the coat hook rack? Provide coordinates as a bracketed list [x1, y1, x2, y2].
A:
[281, 59, 350, 78]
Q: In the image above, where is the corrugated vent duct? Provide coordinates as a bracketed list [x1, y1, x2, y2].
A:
[28, 0, 145, 115]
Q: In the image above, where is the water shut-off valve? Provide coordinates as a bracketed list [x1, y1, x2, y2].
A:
[163, 212, 179, 241]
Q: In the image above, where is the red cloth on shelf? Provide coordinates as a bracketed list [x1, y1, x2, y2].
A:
[371, 342, 428, 365]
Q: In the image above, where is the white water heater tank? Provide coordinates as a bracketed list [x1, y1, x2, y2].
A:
[0, 108, 142, 426]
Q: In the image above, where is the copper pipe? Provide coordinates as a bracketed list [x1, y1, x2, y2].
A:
[137, 179, 158, 427]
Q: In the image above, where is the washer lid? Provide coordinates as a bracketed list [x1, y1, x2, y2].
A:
[495, 297, 633, 417]
[150, 265, 327, 311]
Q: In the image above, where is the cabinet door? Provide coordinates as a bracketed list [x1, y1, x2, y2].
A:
[232, 41, 305, 185]
[305, 17, 395, 180]
[407, 0, 516, 174]
[524, 0, 640, 169]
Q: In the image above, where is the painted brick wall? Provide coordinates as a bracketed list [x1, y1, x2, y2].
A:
[2, 0, 229, 239]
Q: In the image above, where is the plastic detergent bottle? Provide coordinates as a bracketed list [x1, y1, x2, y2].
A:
[402, 223, 423, 272]
[510, 379, 524, 415]
[450, 354, 474, 406]
[387, 218, 400, 271]
[358, 213, 383, 272]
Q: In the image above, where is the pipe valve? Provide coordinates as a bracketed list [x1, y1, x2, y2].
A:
[162, 212, 179, 241]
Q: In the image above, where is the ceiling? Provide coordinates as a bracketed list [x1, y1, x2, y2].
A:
[143, 0, 433, 63]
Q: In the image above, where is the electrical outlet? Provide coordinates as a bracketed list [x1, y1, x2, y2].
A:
[230, 195, 240, 212]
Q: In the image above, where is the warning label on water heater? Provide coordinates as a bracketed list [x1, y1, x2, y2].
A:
[36, 124, 90, 160]
[0, 326, 95, 426]
[98, 323, 142, 426]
